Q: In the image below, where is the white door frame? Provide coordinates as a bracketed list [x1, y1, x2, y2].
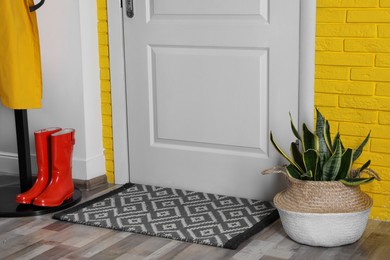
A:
[108, 0, 317, 184]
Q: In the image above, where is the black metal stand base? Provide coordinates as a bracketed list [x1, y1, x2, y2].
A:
[0, 187, 82, 217]
[0, 109, 81, 217]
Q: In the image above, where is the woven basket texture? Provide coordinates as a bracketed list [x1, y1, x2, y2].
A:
[268, 169, 373, 247]
[274, 176, 373, 214]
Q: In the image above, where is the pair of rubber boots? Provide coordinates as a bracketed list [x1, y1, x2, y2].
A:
[16, 128, 75, 207]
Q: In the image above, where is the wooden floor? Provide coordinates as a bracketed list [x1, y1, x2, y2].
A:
[0, 185, 389, 260]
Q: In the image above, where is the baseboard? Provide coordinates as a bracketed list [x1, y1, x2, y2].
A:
[73, 174, 108, 191]
[0, 152, 107, 191]
[0, 152, 19, 175]
[0, 173, 107, 192]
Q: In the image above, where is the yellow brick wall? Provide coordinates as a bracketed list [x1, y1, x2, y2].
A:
[316, 0, 390, 220]
[97, 0, 114, 183]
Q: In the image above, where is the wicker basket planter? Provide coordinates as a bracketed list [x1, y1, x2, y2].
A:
[267, 110, 379, 247]
[274, 176, 373, 247]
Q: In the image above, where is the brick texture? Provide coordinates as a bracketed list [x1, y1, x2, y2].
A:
[381, 0, 390, 7]
[351, 68, 390, 81]
[317, 0, 379, 8]
[316, 38, 344, 51]
[317, 24, 376, 37]
[345, 39, 390, 52]
[379, 111, 390, 123]
[347, 10, 390, 22]
[315, 79, 375, 95]
[97, 0, 114, 183]
[316, 9, 346, 23]
[316, 52, 374, 66]
[378, 25, 390, 37]
[316, 0, 390, 220]
[376, 54, 390, 67]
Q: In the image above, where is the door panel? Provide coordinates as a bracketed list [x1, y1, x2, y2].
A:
[123, 0, 300, 200]
[150, 45, 268, 155]
[150, 0, 268, 18]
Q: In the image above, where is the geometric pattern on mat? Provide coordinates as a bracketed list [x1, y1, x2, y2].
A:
[53, 183, 279, 249]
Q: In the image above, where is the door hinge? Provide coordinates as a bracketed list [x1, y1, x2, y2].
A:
[120, 0, 123, 8]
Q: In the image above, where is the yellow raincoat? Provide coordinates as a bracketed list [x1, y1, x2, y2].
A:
[0, 0, 42, 109]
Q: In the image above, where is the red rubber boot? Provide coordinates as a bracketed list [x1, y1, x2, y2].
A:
[16, 127, 62, 204]
[33, 129, 75, 207]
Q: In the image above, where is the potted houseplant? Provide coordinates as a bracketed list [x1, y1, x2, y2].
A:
[264, 109, 380, 247]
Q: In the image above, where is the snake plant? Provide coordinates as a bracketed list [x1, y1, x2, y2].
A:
[270, 109, 380, 186]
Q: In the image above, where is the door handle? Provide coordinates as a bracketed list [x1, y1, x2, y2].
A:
[126, 0, 134, 18]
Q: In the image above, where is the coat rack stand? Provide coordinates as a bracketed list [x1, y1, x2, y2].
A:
[0, 110, 81, 217]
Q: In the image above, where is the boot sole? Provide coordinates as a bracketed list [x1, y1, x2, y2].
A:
[33, 192, 74, 207]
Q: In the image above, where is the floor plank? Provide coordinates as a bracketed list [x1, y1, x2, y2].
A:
[66, 231, 131, 259]
[0, 228, 57, 259]
[4, 240, 57, 260]
[0, 181, 389, 259]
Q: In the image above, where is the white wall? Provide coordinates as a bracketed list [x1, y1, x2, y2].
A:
[0, 0, 105, 180]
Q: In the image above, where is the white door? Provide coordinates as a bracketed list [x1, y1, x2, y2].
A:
[123, 0, 300, 200]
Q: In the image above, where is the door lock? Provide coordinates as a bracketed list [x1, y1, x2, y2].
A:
[126, 0, 134, 18]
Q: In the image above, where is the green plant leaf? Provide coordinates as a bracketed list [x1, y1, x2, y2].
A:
[359, 160, 371, 173]
[270, 132, 304, 174]
[315, 109, 331, 170]
[336, 148, 353, 180]
[289, 112, 301, 141]
[303, 149, 319, 181]
[353, 132, 370, 162]
[315, 108, 325, 135]
[360, 167, 381, 181]
[290, 142, 305, 170]
[286, 164, 302, 179]
[315, 163, 323, 181]
[301, 170, 313, 180]
[322, 139, 343, 181]
[340, 177, 375, 186]
[332, 133, 340, 152]
[324, 120, 333, 153]
[302, 123, 319, 152]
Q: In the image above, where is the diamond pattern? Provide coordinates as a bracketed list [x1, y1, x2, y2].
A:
[54, 183, 277, 249]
